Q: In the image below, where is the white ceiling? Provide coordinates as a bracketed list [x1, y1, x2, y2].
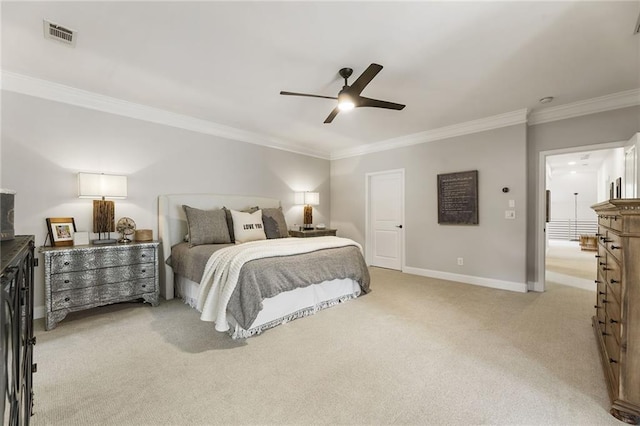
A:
[546, 149, 616, 176]
[2, 1, 639, 158]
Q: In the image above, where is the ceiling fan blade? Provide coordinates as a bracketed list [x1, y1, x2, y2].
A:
[280, 91, 337, 100]
[324, 107, 340, 124]
[357, 96, 406, 110]
[349, 63, 383, 95]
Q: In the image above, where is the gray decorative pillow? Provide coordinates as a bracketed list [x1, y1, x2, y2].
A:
[223, 206, 258, 242]
[262, 207, 289, 239]
[183, 205, 231, 247]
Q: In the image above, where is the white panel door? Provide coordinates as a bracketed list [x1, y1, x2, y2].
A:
[368, 170, 403, 270]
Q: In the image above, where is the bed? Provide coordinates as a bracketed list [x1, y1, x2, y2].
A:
[158, 194, 370, 338]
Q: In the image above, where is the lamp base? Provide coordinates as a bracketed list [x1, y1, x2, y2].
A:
[303, 205, 313, 228]
[91, 238, 117, 245]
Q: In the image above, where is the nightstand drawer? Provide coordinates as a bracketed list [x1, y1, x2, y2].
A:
[50, 247, 155, 272]
[50, 262, 155, 290]
[101, 278, 156, 302]
[51, 286, 101, 310]
[51, 278, 156, 311]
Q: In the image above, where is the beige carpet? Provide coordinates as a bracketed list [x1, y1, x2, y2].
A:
[546, 240, 597, 290]
[31, 267, 616, 425]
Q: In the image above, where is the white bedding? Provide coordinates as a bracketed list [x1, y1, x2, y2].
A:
[176, 275, 361, 338]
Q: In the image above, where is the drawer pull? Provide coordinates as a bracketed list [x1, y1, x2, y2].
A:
[609, 358, 618, 364]
[595, 280, 601, 284]
[64, 297, 70, 302]
[610, 279, 619, 284]
[594, 305, 601, 309]
[602, 331, 610, 336]
[141, 284, 146, 288]
[598, 291, 605, 295]
[141, 269, 146, 273]
[602, 299, 609, 304]
[64, 261, 70, 266]
[598, 320, 605, 325]
[599, 262, 606, 266]
[141, 254, 146, 258]
[609, 318, 618, 324]
[600, 237, 612, 243]
[64, 279, 70, 284]
[595, 255, 602, 258]
[610, 245, 620, 250]
[595, 233, 603, 237]
[602, 267, 610, 271]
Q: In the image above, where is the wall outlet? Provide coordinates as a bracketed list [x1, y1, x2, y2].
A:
[505, 210, 516, 219]
[457, 257, 464, 266]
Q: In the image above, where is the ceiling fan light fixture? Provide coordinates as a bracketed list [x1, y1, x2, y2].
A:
[338, 91, 355, 111]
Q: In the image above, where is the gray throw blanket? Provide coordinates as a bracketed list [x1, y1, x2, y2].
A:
[227, 245, 370, 330]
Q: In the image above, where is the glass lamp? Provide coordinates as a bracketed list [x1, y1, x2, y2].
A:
[78, 173, 127, 244]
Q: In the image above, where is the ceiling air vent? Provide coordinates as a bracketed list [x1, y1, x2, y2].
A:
[43, 19, 76, 47]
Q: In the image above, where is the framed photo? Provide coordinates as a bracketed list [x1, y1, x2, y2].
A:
[46, 217, 77, 247]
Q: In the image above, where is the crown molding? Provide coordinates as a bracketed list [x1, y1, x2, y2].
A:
[0, 70, 330, 160]
[528, 88, 640, 125]
[3, 70, 637, 162]
[330, 109, 529, 160]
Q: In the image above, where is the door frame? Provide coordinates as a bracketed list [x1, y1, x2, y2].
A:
[365, 168, 405, 270]
[535, 140, 626, 292]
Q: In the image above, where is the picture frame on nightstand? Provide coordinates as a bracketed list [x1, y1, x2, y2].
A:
[46, 217, 76, 247]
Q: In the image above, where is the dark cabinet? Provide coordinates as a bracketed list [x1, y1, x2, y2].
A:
[1, 235, 36, 425]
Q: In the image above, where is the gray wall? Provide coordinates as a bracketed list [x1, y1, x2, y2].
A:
[331, 124, 528, 289]
[526, 105, 640, 285]
[1, 91, 330, 314]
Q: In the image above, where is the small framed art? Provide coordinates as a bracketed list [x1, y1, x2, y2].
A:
[46, 217, 77, 247]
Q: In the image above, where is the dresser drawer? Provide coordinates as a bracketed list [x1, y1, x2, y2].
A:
[598, 215, 611, 228]
[604, 231, 623, 263]
[605, 258, 622, 304]
[51, 286, 101, 311]
[51, 278, 156, 311]
[50, 247, 156, 272]
[604, 333, 621, 387]
[609, 214, 622, 232]
[50, 263, 155, 290]
[101, 278, 156, 303]
[606, 303, 621, 345]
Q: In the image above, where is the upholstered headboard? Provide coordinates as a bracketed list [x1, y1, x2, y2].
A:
[157, 194, 281, 300]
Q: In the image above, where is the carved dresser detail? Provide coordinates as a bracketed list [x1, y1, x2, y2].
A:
[41, 241, 160, 330]
[592, 199, 640, 424]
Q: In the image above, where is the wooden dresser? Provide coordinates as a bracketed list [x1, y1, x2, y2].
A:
[592, 199, 640, 424]
[41, 241, 160, 330]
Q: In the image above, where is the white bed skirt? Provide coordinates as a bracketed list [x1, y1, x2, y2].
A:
[176, 275, 361, 338]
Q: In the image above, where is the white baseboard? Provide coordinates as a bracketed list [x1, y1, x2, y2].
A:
[403, 266, 528, 293]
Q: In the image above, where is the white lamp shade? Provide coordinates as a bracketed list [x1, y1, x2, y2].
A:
[295, 192, 319, 205]
[304, 192, 319, 206]
[78, 173, 127, 199]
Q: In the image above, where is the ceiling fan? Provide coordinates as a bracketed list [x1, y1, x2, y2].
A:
[280, 63, 406, 124]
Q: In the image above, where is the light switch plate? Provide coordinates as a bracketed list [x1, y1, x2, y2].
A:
[505, 210, 516, 219]
[509, 199, 515, 208]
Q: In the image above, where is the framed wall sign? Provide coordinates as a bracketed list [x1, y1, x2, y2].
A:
[46, 217, 77, 247]
[437, 170, 479, 225]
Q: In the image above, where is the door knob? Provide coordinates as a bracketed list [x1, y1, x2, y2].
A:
[396, 225, 403, 229]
